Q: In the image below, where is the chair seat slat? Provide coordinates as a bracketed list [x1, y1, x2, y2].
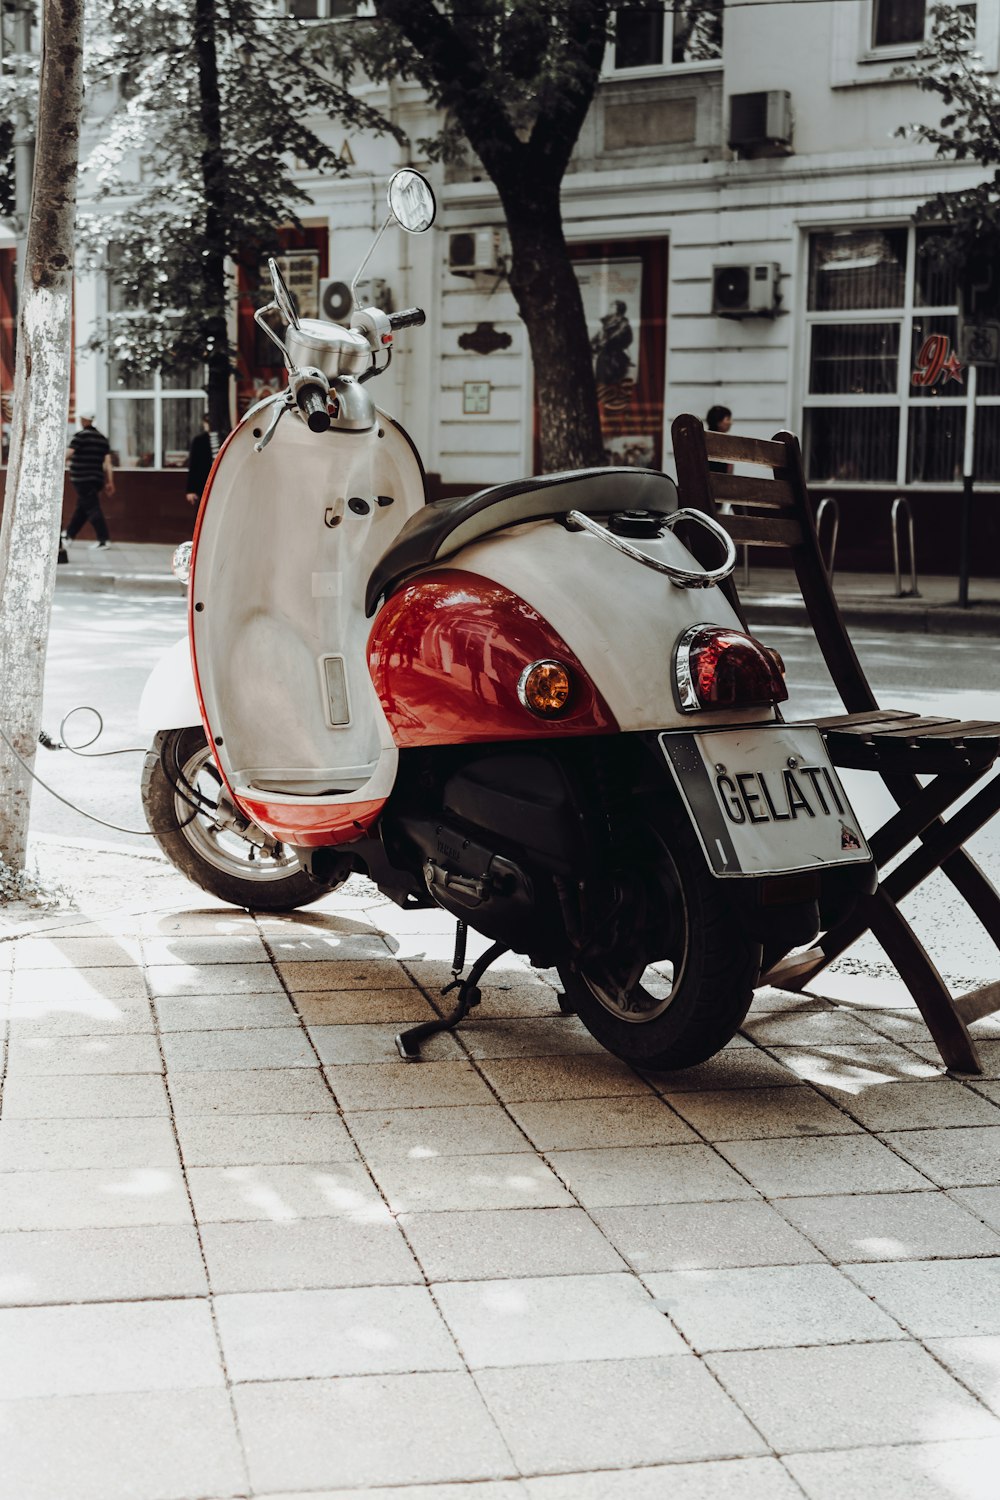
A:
[723, 515, 803, 547]
[710, 474, 796, 507]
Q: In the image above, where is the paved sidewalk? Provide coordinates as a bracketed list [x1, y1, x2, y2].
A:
[56, 537, 1000, 636]
[2, 842, 1000, 1499]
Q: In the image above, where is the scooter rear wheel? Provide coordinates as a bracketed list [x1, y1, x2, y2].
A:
[557, 801, 760, 1072]
[141, 726, 332, 911]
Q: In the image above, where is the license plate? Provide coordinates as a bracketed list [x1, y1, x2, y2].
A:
[660, 724, 871, 878]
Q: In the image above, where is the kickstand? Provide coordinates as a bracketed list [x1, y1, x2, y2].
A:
[396, 925, 508, 1062]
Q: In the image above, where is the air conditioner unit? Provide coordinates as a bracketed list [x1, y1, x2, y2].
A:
[728, 90, 793, 156]
[712, 263, 781, 319]
[448, 229, 503, 277]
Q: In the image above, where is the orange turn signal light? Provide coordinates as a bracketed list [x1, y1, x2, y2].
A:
[517, 659, 572, 716]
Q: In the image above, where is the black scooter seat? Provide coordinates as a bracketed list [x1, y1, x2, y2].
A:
[365, 466, 677, 616]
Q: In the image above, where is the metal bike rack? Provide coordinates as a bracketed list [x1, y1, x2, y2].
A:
[891, 495, 920, 598]
[815, 496, 840, 584]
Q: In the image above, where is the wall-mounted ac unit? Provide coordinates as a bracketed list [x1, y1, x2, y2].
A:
[712, 263, 781, 319]
[448, 229, 503, 277]
[728, 90, 793, 156]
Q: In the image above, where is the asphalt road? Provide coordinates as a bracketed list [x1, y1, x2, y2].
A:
[29, 589, 1000, 985]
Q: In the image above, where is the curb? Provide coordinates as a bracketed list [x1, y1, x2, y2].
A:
[55, 571, 182, 597]
[744, 597, 1000, 638]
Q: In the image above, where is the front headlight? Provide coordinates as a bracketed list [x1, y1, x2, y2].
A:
[171, 541, 193, 585]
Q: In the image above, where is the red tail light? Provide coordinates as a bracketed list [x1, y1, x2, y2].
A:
[675, 625, 789, 712]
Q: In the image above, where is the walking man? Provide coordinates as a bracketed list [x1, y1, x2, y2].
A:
[185, 415, 223, 507]
[64, 412, 114, 548]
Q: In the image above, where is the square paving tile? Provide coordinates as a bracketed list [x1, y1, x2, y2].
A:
[214, 1285, 461, 1381]
[140, 933, 270, 965]
[506, 1096, 696, 1151]
[296, 988, 437, 1025]
[642, 1046, 801, 1093]
[174, 1111, 355, 1167]
[880, 1126, 1000, 1188]
[664, 1086, 858, 1142]
[201, 1214, 421, 1292]
[785, 1438, 1000, 1500]
[0, 1072, 169, 1119]
[6, 996, 156, 1038]
[951, 1187, 1000, 1233]
[545, 1144, 758, 1208]
[741, 1010, 886, 1047]
[434, 1273, 685, 1367]
[9, 968, 148, 1004]
[325, 1061, 496, 1111]
[643, 1263, 903, 1351]
[835, 1080, 1000, 1132]
[0, 1166, 193, 1231]
[456, 1018, 604, 1060]
[768, 1043, 943, 1094]
[524, 1457, 805, 1499]
[265, 927, 392, 962]
[4, 1034, 163, 1075]
[0, 1299, 223, 1397]
[0, 1388, 246, 1500]
[153, 991, 299, 1030]
[777, 1191, 1000, 1262]
[187, 1160, 384, 1224]
[160, 1026, 316, 1071]
[705, 1341, 1000, 1451]
[0, 1224, 206, 1306]
[716, 1134, 928, 1197]
[166, 1066, 337, 1115]
[476, 1355, 767, 1472]
[13, 937, 142, 969]
[400, 1206, 626, 1283]
[844, 1259, 1000, 1338]
[0, 1117, 179, 1173]
[368, 1153, 573, 1214]
[143, 962, 284, 997]
[235, 1372, 513, 1491]
[308, 1022, 461, 1065]
[278, 957, 411, 991]
[926, 1336, 1000, 1417]
[345, 1104, 530, 1160]
[591, 1199, 823, 1272]
[476, 1054, 653, 1103]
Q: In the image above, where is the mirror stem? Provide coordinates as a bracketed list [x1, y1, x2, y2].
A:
[350, 212, 393, 312]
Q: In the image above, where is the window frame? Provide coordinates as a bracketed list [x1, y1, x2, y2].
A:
[831, 0, 996, 87]
[800, 222, 1000, 490]
[603, 1, 724, 79]
[105, 374, 208, 473]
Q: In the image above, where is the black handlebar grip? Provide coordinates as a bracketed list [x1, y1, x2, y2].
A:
[388, 307, 426, 331]
[297, 384, 331, 434]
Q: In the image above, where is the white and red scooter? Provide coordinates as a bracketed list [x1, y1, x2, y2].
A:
[139, 169, 872, 1069]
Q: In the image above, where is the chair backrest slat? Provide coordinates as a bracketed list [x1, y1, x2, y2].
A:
[671, 412, 879, 717]
[722, 514, 803, 547]
[711, 474, 796, 507]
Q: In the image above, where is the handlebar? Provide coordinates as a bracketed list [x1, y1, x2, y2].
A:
[296, 382, 331, 434]
[388, 306, 425, 331]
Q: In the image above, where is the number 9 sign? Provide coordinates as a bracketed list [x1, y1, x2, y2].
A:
[912, 333, 949, 386]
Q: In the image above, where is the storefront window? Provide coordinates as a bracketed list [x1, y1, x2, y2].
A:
[802, 225, 1000, 486]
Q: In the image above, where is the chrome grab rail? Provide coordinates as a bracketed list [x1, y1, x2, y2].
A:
[891, 495, 920, 598]
[565, 507, 738, 589]
[815, 496, 840, 584]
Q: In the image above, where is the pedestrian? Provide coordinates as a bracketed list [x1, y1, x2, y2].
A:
[186, 415, 223, 506]
[706, 404, 733, 474]
[64, 412, 114, 549]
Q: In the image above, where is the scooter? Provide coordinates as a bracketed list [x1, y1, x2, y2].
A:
[138, 168, 873, 1070]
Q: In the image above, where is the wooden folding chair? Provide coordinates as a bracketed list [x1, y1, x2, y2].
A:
[671, 411, 1000, 1073]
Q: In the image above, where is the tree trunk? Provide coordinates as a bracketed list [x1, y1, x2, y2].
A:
[501, 182, 605, 472]
[0, 0, 84, 874]
[193, 0, 232, 434]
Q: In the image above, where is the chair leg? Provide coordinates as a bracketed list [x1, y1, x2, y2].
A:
[865, 888, 982, 1075]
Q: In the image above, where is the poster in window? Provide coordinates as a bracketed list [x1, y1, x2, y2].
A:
[533, 239, 667, 470]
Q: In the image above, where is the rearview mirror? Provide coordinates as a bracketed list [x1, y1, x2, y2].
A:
[387, 170, 436, 234]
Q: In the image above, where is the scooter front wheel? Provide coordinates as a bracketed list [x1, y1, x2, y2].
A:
[557, 801, 760, 1072]
[141, 727, 332, 911]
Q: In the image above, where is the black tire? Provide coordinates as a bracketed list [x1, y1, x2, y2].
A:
[557, 798, 760, 1072]
[141, 726, 333, 911]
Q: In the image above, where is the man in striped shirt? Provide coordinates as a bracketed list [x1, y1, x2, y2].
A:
[64, 413, 115, 548]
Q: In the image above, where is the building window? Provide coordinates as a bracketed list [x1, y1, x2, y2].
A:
[802, 225, 1000, 487]
[871, 0, 925, 47]
[286, 1, 371, 17]
[612, 0, 722, 70]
